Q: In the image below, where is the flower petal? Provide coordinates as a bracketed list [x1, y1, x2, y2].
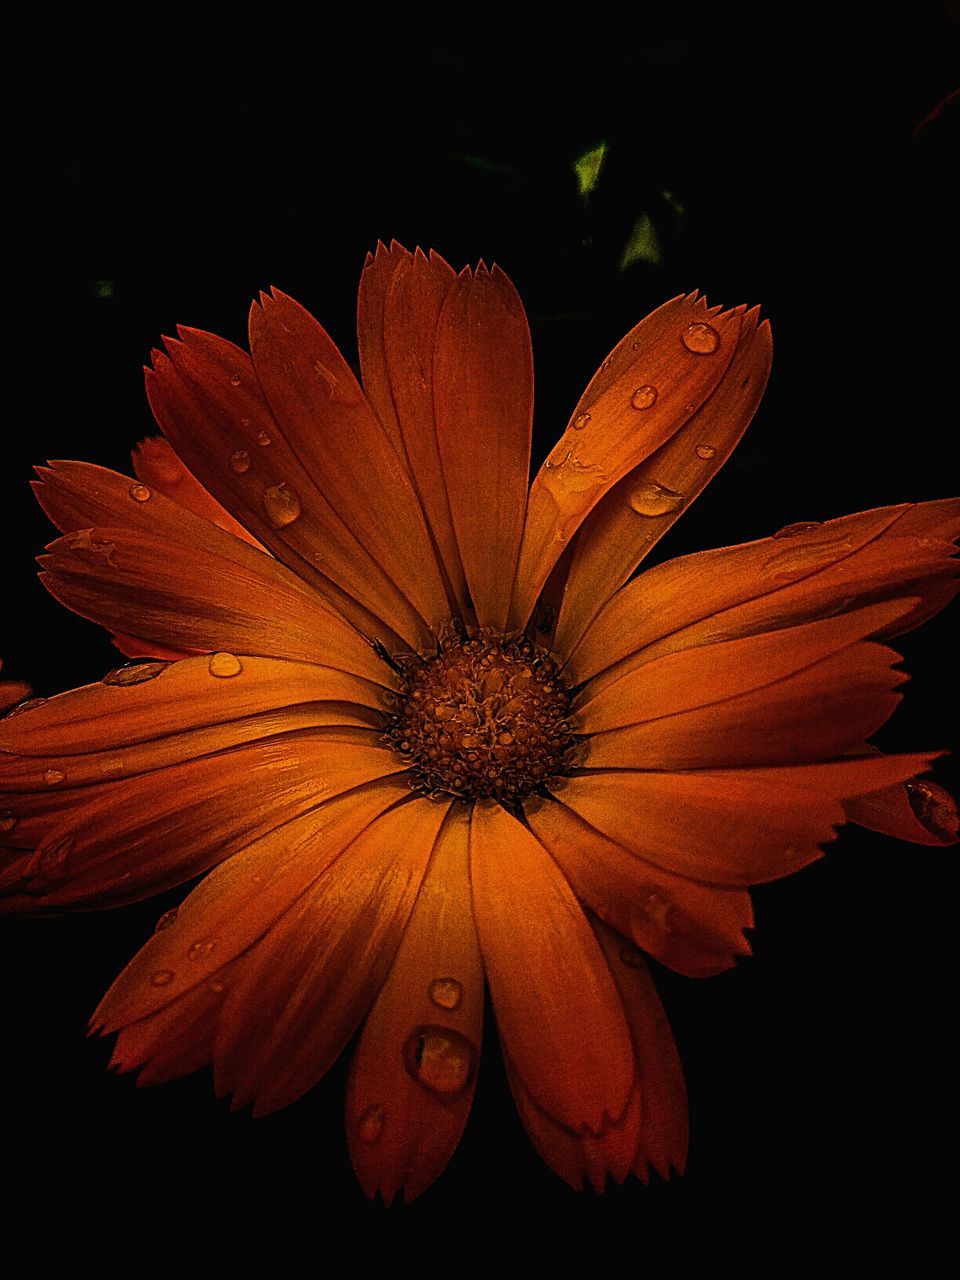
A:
[568, 500, 959, 686]
[213, 797, 452, 1115]
[509, 293, 745, 631]
[346, 803, 483, 1204]
[525, 796, 752, 977]
[552, 305, 772, 653]
[591, 918, 688, 1182]
[433, 263, 533, 631]
[248, 287, 452, 636]
[845, 778, 958, 846]
[146, 330, 431, 649]
[33, 460, 385, 679]
[358, 243, 471, 619]
[91, 782, 407, 1032]
[558, 754, 940, 886]
[131, 436, 265, 550]
[469, 801, 635, 1133]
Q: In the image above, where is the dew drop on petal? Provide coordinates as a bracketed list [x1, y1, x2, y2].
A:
[98, 758, 124, 776]
[128, 483, 151, 503]
[256, 429, 272, 447]
[38, 836, 73, 872]
[403, 1026, 476, 1096]
[907, 781, 959, 843]
[357, 1105, 386, 1144]
[263, 483, 301, 528]
[429, 978, 463, 1011]
[0, 810, 17, 834]
[682, 322, 719, 354]
[155, 908, 179, 933]
[209, 980, 226, 995]
[229, 374, 242, 387]
[628, 480, 685, 517]
[630, 385, 658, 410]
[573, 412, 591, 431]
[208, 652, 243, 679]
[230, 449, 250, 474]
[43, 769, 65, 786]
[3, 696, 48, 719]
[102, 661, 169, 687]
[696, 443, 717, 460]
[762, 539, 851, 579]
[150, 969, 175, 987]
[188, 938, 218, 960]
[773, 520, 824, 539]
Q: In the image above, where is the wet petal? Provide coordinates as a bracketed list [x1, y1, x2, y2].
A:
[569, 500, 959, 687]
[510, 293, 745, 630]
[526, 796, 753, 977]
[469, 801, 635, 1133]
[358, 243, 471, 619]
[433, 263, 533, 631]
[553, 305, 772, 653]
[346, 804, 483, 1203]
[559, 754, 940, 886]
[845, 777, 958, 846]
[213, 798, 451, 1114]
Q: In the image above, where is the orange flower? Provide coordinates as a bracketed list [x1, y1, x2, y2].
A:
[1, 244, 956, 1201]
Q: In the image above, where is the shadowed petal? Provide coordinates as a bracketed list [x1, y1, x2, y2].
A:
[346, 804, 483, 1203]
[469, 801, 635, 1134]
[510, 293, 745, 630]
[845, 777, 958, 846]
[552, 305, 772, 652]
[434, 263, 533, 631]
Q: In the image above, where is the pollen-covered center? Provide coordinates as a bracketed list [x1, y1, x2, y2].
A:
[386, 636, 576, 801]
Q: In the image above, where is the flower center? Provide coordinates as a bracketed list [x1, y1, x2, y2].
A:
[386, 634, 575, 801]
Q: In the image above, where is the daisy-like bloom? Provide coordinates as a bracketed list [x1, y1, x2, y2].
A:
[1, 244, 957, 1201]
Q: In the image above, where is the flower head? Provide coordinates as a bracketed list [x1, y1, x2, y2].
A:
[1, 243, 956, 1201]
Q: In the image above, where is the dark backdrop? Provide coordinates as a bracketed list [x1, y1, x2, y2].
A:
[4, 13, 958, 1257]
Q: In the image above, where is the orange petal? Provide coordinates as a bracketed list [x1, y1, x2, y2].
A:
[591, 918, 688, 1182]
[213, 797, 451, 1115]
[248, 288, 452, 634]
[346, 804, 483, 1203]
[558, 754, 940, 886]
[553, 305, 772, 653]
[147, 331, 429, 650]
[2, 733, 404, 909]
[433, 263, 533, 631]
[33, 459, 385, 679]
[568, 500, 959, 686]
[0, 682, 30, 714]
[525, 796, 752, 977]
[469, 801, 635, 1133]
[92, 782, 406, 1032]
[131, 436, 265, 550]
[845, 777, 958, 846]
[510, 293, 745, 631]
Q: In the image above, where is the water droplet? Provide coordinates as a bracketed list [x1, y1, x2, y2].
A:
[429, 978, 463, 1011]
[188, 938, 217, 960]
[0, 810, 17, 834]
[43, 769, 65, 786]
[208, 652, 243, 679]
[128, 483, 151, 503]
[907, 781, 958, 843]
[762, 539, 851, 579]
[209, 980, 226, 994]
[600, 357, 612, 372]
[3, 696, 48, 719]
[229, 374, 242, 387]
[573, 412, 591, 430]
[682, 322, 719, 354]
[38, 836, 73, 872]
[155, 908, 178, 933]
[696, 443, 717, 460]
[628, 480, 685, 518]
[357, 1104, 386, 1144]
[102, 661, 168, 687]
[230, 449, 250, 474]
[544, 449, 570, 470]
[98, 758, 124, 776]
[263, 483, 301, 528]
[150, 969, 175, 987]
[404, 1027, 476, 1096]
[630, 385, 658, 410]
[256, 429, 272, 447]
[773, 520, 824, 539]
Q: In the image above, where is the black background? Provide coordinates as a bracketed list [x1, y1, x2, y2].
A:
[3, 11, 958, 1256]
